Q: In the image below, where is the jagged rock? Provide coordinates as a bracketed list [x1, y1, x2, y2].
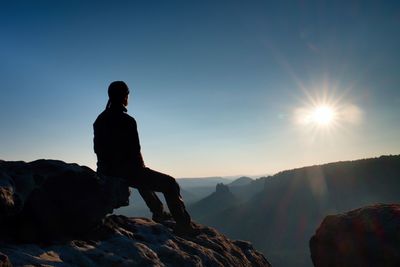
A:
[0, 215, 271, 267]
[0, 160, 129, 242]
[215, 183, 230, 194]
[189, 182, 237, 222]
[310, 203, 400, 267]
[0, 160, 271, 266]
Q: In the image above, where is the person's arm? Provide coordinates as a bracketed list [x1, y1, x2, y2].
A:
[129, 117, 146, 168]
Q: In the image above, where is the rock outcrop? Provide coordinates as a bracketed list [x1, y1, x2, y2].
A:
[0, 160, 270, 266]
[0, 159, 130, 242]
[1, 215, 270, 266]
[189, 183, 238, 223]
[310, 203, 400, 267]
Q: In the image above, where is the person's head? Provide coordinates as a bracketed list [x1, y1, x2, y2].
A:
[107, 81, 130, 108]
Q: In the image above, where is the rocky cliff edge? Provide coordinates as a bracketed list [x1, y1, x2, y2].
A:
[0, 159, 270, 267]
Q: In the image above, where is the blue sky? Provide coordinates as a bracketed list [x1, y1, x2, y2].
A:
[1, 1, 399, 177]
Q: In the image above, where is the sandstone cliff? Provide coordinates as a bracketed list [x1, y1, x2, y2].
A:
[0, 160, 270, 267]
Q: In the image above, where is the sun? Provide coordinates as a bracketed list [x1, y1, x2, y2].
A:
[292, 80, 363, 141]
[296, 103, 337, 128]
[293, 81, 363, 138]
[310, 105, 336, 126]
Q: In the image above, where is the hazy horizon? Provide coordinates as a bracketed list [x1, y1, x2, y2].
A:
[1, 1, 399, 177]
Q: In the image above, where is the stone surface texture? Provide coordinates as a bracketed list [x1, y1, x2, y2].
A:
[310, 203, 400, 267]
[0, 160, 270, 267]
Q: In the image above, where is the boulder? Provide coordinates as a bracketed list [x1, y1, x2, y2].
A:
[310, 203, 400, 267]
[0, 159, 129, 242]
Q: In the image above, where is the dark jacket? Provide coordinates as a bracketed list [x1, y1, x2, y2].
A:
[93, 104, 145, 177]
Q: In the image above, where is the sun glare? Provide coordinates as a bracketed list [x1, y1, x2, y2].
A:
[292, 80, 363, 143]
[310, 105, 336, 125]
[296, 103, 338, 128]
[293, 83, 363, 139]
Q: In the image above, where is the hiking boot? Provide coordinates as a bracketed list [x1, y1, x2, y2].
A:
[173, 222, 201, 237]
[152, 211, 173, 224]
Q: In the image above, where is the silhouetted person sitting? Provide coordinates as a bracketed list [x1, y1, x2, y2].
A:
[93, 81, 197, 235]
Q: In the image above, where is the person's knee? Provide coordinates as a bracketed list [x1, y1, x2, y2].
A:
[164, 175, 180, 193]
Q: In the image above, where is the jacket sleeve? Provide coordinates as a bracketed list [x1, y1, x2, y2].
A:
[129, 117, 146, 168]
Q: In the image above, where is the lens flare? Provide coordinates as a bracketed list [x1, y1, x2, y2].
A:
[295, 104, 337, 128]
[293, 82, 363, 141]
[310, 105, 336, 126]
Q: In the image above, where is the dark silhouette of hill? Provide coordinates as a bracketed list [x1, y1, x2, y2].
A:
[177, 177, 234, 188]
[228, 176, 268, 200]
[190, 155, 400, 267]
[229, 176, 253, 187]
[189, 183, 238, 221]
[186, 177, 267, 224]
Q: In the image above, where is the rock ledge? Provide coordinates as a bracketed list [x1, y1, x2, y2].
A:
[0, 159, 270, 267]
[310, 203, 400, 267]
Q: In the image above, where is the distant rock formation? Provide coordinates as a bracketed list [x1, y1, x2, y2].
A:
[310, 204, 400, 267]
[0, 160, 271, 266]
[189, 183, 238, 222]
[216, 183, 230, 194]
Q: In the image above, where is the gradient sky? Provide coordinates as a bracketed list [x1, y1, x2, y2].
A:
[1, 1, 399, 177]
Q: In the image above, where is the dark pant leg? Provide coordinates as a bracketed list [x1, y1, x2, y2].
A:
[138, 189, 164, 215]
[129, 167, 191, 226]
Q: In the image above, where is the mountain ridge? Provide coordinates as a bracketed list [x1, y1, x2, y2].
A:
[190, 154, 400, 266]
